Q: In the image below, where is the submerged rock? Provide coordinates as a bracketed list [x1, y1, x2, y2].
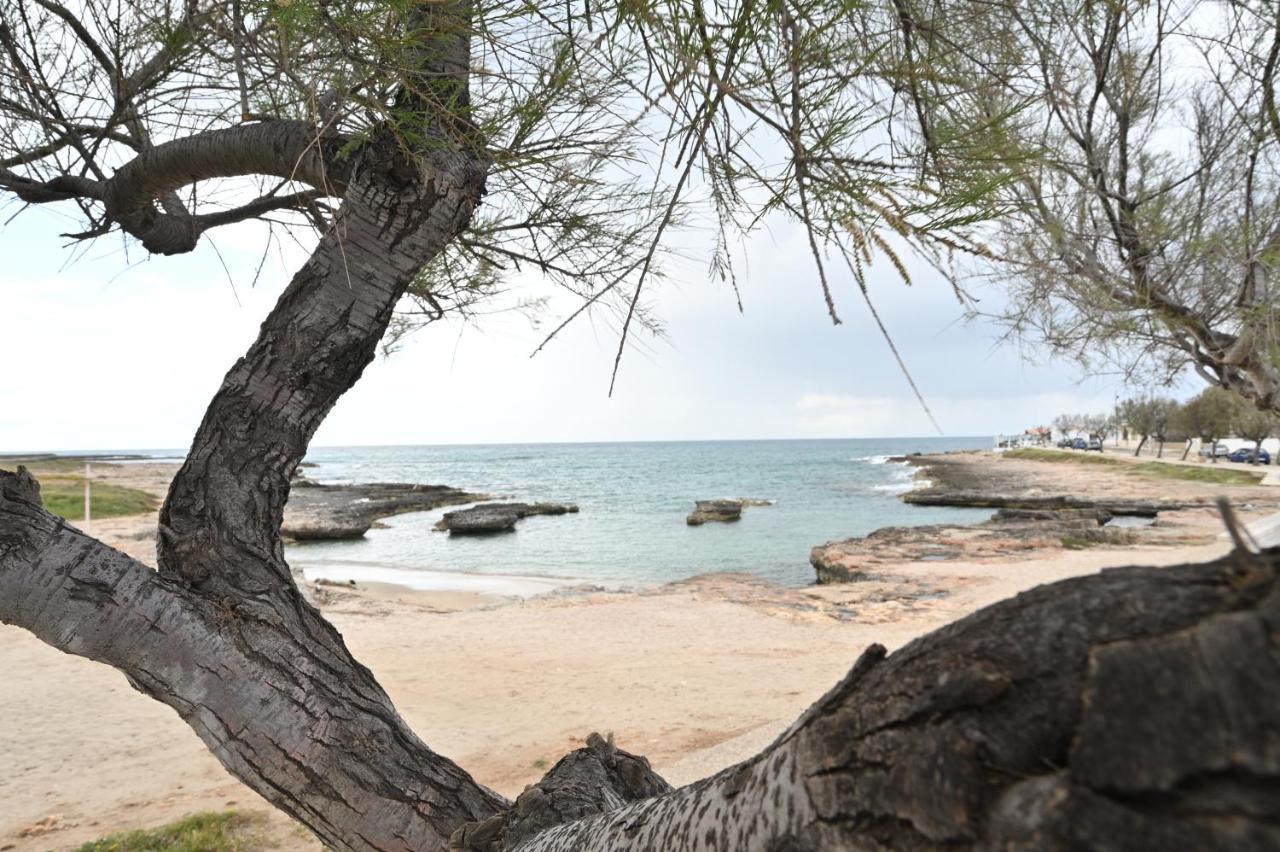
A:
[435, 502, 579, 535]
[686, 499, 743, 526]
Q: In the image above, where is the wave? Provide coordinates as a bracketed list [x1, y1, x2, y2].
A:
[852, 454, 900, 465]
[870, 481, 914, 494]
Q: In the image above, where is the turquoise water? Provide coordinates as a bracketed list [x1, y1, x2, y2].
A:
[287, 438, 994, 588]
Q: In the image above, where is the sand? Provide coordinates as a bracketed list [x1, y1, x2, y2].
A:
[0, 453, 1264, 850]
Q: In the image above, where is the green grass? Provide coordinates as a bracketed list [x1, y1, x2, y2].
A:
[1004, 448, 1119, 466]
[0, 458, 161, 519]
[37, 478, 157, 519]
[1004, 448, 1262, 485]
[76, 812, 259, 852]
[1060, 535, 1097, 550]
[1127, 461, 1261, 485]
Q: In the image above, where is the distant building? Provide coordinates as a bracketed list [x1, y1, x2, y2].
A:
[994, 426, 1052, 450]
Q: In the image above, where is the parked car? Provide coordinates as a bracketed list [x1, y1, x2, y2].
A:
[1228, 447, 1271, 465]
[1072, 437, 1088, 450]
[1087, 437, 1103, 452]
[1199, 442, 1231, 458]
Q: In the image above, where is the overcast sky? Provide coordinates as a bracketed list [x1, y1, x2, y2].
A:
[1, 202, 1146, 452]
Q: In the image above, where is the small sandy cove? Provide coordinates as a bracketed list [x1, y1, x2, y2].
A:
[0, 452, 1268, 850]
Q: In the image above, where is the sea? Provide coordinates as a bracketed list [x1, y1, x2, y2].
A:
[80, 437, 995, 592]
[291, 437, 995, 591]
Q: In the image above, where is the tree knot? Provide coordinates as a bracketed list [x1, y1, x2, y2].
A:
[451, 734, 672, 851]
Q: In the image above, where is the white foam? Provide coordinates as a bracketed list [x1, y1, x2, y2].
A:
[298, 563, 570, 597]
[852, 454, 898, 464]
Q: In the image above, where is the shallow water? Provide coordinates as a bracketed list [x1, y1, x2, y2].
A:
[286, 438, 995, 589]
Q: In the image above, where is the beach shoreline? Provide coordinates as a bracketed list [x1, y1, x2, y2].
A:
[3, 448, 1275, 849]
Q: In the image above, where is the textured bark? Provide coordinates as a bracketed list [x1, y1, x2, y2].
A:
[445, 550, 1280, 852]
[1, 121, 352, 255]
[0, 468, 505, 850]
[3, 5, 509, 848]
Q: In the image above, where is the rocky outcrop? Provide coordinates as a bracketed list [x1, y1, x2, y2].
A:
[899, 452, 1213, 514]
[434, 502, 579, 535]
[686, 500, 743, 525]
[811, 506, 1179, 585]
[685, 498, 774, 525]
[283, 480, 487, 541]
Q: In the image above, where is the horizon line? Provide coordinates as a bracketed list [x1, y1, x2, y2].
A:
[5, 434, 997, 456]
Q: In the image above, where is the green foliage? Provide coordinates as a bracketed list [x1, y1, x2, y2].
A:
[1173, 388, 1238, 444]
[76, 812, 258, 852]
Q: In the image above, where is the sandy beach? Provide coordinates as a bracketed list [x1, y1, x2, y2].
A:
[1, 449, 1273, 850]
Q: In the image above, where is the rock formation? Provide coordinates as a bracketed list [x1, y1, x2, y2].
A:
[435, 502, 579, 534]
[686, 499, 743, 525]
[282, 480, 486, 541]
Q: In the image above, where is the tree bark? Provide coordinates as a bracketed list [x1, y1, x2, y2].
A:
[1, 467, 505, 850]
[439, 547, 1280, 852]
[1134, 435, 1147, 457]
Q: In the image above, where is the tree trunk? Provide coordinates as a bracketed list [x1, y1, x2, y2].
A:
[441, 548, 1280, 852]
[1134, 435, 1147, 457]
[1157, 438, 1165, 458]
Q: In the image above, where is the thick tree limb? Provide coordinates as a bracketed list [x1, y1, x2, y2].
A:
[0, 467, 506, 851]
[450, 550, 1280, 851]
[0, 121, 353, 254]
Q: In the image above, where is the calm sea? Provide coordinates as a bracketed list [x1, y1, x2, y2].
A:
[278, 438, 994, 591]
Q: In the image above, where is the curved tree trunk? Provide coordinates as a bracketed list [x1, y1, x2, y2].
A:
[1133, 435, 1147, 456]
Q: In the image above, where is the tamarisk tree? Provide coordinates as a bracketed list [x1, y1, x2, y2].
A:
[964, 0, 1280, 412]
[2, 1, 1278, 850]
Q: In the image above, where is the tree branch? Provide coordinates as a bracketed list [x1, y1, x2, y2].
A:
[0, 468, 507, 851]
[0, 121, 353, 254]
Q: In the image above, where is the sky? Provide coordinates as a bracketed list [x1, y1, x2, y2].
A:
[0, 202, 1141, 452]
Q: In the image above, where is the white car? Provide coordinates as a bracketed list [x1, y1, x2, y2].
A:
[1199, 442, 1231, 458]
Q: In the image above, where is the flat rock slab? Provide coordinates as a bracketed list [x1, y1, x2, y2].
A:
[435, 502, 579, 535]
[283, 481, 487, 541]
[687, 500, 744, 525]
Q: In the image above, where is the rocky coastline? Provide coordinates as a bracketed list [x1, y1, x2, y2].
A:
[810, 450, 1280, 584]
[282, 480, 489, 540]
[898, 453, 1211, 514]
